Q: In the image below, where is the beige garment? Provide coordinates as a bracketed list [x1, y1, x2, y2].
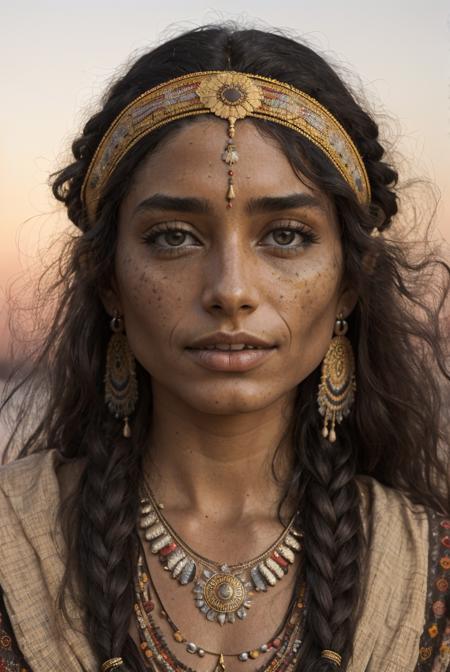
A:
[0, 449, 429, 672]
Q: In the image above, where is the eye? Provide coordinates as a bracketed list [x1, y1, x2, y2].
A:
[141, 220, 320, 257]
[141, 223, 201, 255]
[261, 222, 320, 252]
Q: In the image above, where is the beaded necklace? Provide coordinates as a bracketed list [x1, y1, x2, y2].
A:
[133, 541, 307, 672]
[139, 489, 303, 626]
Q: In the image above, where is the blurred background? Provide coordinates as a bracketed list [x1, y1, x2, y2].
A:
[1, 1, 449, 436]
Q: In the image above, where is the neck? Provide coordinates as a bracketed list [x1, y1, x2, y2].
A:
[143, 383, 297, 525]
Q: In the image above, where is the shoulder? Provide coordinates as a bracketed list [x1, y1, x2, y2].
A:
[0, 449, 58, 495]
[0, 449, 86, 510]
[355, 474, 450, 670]
[355, 474, 429, 544]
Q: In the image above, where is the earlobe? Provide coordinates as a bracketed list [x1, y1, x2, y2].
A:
[338, 287, 359, 320]
[99, 282, 122, 318]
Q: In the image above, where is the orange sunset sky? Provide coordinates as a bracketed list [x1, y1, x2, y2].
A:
[1, 1, 449, 366]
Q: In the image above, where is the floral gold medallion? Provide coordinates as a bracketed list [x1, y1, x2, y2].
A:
[196, 73, 263, 207]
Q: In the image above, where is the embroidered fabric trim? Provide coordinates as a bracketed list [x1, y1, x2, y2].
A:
[0, 589, 31, 672]
[415, 508, 450, 671]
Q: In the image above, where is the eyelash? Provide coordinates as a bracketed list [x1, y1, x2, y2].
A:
[141, 222, 320, 257]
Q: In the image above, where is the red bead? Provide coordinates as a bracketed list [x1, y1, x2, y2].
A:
[272, 639, 281, 649]
[143, 600, 154, 613]
[272, 551, 289, 568]
[228, 170, 233, 175]
[227, 202, 232, 208]
[160, 543, 177, 556]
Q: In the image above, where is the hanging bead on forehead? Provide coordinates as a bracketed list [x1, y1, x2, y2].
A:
[195, 73, 264, 210]
[219, 86, 242, 209]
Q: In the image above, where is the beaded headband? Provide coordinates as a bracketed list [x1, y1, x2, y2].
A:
[81, 70, 372, 224]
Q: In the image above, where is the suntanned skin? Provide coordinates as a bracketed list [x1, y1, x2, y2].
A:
[97, 116, 358, 670]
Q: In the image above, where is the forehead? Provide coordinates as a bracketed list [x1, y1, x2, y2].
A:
[123, 117, 332, 212]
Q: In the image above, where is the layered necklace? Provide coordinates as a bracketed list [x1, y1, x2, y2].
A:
[133, 540, 308, 672]
[138, 487, 303, 626]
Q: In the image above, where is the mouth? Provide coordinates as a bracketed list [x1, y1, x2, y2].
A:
[187, 344, 270, 351]
[185, 345, 277, 372]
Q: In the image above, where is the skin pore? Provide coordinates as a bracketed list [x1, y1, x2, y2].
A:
[101, 117, 358, 669]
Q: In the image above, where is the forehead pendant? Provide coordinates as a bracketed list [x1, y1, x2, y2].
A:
[196, 73, 263, 208]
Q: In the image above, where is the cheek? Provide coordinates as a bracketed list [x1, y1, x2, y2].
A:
[114, 251, 186, 354]
[279, 259, 342, 369]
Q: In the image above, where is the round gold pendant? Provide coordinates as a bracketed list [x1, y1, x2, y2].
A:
[193, 566, 252, 625]
[204, 573, 245, 613]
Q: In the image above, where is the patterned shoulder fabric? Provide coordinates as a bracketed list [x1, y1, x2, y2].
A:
[0, 587, 32, 672]
[415, 508, 450, 671]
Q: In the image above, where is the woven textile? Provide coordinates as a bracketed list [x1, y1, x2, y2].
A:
[0, 449, 441, 672]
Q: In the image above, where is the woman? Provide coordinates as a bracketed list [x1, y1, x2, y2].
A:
[0, 23, 449, 672]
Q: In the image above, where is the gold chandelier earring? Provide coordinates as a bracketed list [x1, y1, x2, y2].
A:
[317, 313, 356, 443]
[104, 310, 138, 438]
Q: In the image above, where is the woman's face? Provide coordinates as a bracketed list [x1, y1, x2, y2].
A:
[106, 118, 357, 415]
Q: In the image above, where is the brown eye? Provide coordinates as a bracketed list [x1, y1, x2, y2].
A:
[271, 230, 297, 246]
[261, 223, 320, 252]
[141, 224, 201, 256]
[164, 231, 187, 246]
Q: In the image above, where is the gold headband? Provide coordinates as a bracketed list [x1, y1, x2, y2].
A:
[81, 70, 372, 224]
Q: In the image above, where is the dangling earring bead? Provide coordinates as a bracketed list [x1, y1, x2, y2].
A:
[317, 313, 356, 443]
[104, 310, 138, 438]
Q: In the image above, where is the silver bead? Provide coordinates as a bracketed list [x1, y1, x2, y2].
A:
[258, 563, 277, 586]
[265, 558, 284, 579]
[172, 557, 188, 578]
[140, 511, 158, 528]
[206, 609, 217, 621]
[166, 549, 186, 570]
[144, 523, 165, 541]
[277, 545, 295, 563]
[239, 652, 249, 661]
[250, 566, 267, 592]
[150, 534, 172, 553]
[186, 642, 197, 654]
[284, 533, 301, 551]
[179, 559, 196, 585]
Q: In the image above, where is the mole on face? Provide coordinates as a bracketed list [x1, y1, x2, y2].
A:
[110, 117, 354, 416]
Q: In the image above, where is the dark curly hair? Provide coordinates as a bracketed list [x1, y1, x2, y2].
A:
[1, 22, 449, 672]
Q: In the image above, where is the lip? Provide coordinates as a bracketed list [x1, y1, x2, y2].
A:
[185, 346, 277, 372]
[188, 331, 275, 349]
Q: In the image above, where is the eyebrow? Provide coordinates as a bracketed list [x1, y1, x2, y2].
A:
[132, 192, 326, 217]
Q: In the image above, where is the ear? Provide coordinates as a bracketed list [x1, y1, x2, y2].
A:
[337, 284, 359, 320]
[98, 276, 123, 318]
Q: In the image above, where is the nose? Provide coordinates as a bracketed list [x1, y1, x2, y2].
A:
[201, 233, 260, 318]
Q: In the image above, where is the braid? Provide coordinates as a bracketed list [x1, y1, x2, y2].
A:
[78, 432, 142, 670]
[302, 434, 364, 670]
[289, 376, 365, 671]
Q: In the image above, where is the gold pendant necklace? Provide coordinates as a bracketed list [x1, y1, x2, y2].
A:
[139, 487, 303, 626]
